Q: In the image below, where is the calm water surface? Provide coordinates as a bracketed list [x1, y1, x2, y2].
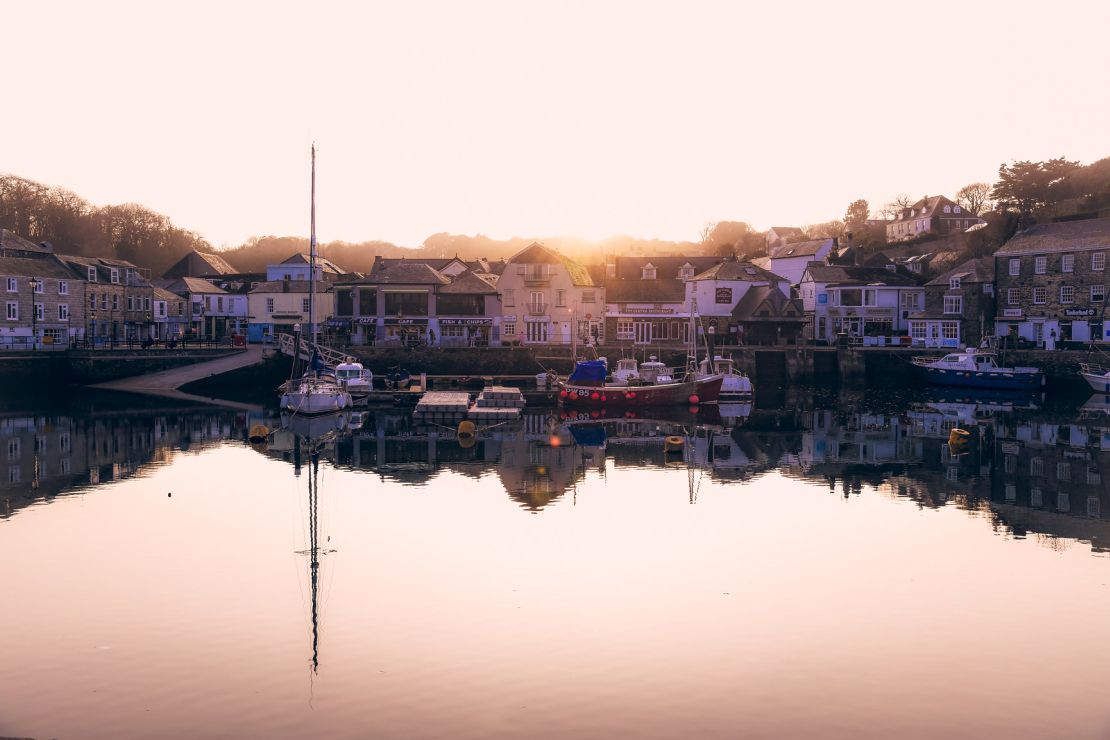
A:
[3, 388, 1110, 739]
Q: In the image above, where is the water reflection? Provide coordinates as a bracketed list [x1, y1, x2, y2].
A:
[5, 389, 1110, 552]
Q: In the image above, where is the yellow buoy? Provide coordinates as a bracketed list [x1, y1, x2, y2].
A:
[248, 423, 270, 443]
[457, 420, 476, 437]
[664, 435, 685, 453]
[948, 427, 971, 447]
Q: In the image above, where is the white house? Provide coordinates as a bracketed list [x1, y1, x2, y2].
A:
[800, 264, 924, 343]
[684, 260, 795, 343]
[761, 238, 836, 285]
[158, 277, 246, 339]
[265, 253, 345, 283]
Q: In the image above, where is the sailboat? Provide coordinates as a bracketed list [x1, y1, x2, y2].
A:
[279, 145, 353, 414]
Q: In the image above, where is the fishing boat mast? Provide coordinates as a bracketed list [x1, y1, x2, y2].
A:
[309, 144, 318, 348]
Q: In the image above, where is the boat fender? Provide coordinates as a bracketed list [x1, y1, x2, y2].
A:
[457, 420, 476, 438]
[948, 428, 971, 447]
[248, 423, 270, 443]
[664, 435, 684, 453]
[688, 394, 700, 405]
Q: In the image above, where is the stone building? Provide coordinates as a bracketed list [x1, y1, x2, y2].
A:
[497, 242, 602, 346]
[0, 254, 86, 348]
[908, 257, 995, 349]
[993, 218, 1110, 346]
[886, 195, 985, 243]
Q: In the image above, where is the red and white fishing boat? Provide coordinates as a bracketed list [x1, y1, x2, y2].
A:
[558, 360, 724, 407]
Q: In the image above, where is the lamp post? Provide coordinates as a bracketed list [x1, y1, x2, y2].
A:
[28, 276, 41, 350]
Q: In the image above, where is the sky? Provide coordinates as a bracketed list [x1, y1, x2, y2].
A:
[3, 0, 1108, 249]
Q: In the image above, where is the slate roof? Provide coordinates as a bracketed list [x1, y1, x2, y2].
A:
[0, 254, 82, 280]
[370, 256, 488, 275]
[163, 250, 238, 278]
[280, 253, 344, 274]
[153, 287, 184, 302]
[437, 270, 498, 294]
[0, 229, 52, 255]
[612, 255, 720, 281]
[802, 264, 922, 286]
[768, 238, 834, 260]
[768, 227, 805, 238]
[508, 242, 595, 286]
[731, 286, 807, 322]
[161, 277, 228, 295]
[926, 257, 995, 286]
[994, 218, 1110, 255]
[688, 260, 786, 283]
[362, 262, 451, 286]
[605, 279, 686, 303]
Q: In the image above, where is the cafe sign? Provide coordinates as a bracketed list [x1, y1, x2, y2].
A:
[383, 317, 429, 325]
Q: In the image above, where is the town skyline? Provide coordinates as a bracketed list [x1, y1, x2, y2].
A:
[4, 1, 1109, 249]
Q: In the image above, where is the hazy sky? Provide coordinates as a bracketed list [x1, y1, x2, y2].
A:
[4, 0, 1107, 248]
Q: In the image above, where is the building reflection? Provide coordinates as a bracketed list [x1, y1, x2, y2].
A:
[8, 388, 1110, 552]
[0, 405, 242, 519]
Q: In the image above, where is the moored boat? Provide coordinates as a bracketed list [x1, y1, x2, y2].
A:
[335, 357, 373, 396]
[1079, 363, 1110, 393]
[558, 359, 723, 407]
[696, 355, 753, 398]
[912, 348, 1043, 390]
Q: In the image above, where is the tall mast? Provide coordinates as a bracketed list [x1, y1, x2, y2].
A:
[310, 144, 317, 346]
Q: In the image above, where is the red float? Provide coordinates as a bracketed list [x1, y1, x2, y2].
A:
[688, 394, 700, 404]
[590, 392, 600, 400]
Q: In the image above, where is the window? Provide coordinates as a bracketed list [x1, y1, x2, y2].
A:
[954, 206, 962, 213]
[502, 321, 516, 336]
[1057, 462, 1071, 482]
[100, 294, 108, 310]
[302, 298, 310, 313]
[110, 268, 120, 284]
[88, 293, 96, 310]
[1093, 285, 1106, 303]
[943, 205, 951, 213]
[1062, 254, 1075, 273]
[111, 294, 119, 310]
[901, 293, 920, 309]
[616, 319, 635, 340]
[34, 303, 43, 321]
[679, 264, 695, 280]
[217, 296, 224, 312]
[5, 302, 16, 320]
[1030, 457, 1044, 476]
[1035, 256, 1047, 274]
[943, 296, 963, 314]
[1007, 288, 1019, 305]
[1094, 252, 1106, 271]
[1088, 468, 1101, 486]
[1031, 487, 1043, 507]
[503, 288, 515, 307]
[949, 277, 961, 290]
[555, 290, 566, 307]
[87, 267, 97, 282]
[5, 278, 15, 292]
[1057, 493, 1071, 513]
[1060, 285, 1075, 304]
[58, 304, 69, 321]
[642, 264, 657, 280]
[1009, 258, 1020, 276]
[581, 290, 595, 304]
[127, 296, 134, 311]
[942, 321, 959, 340]
[144, 297, 151, 311]
[59, 280, 68, 295]
[1004, 455, 1017, 473]
[33, 280, 43, 294]
[1033, 286, 1047, 304]
[384, 291, 429, 316]
[528, 291, 545, 313]
[266, 298, 274, 313]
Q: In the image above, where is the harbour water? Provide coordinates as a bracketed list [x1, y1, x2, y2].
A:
[3, 387, 1110, 738]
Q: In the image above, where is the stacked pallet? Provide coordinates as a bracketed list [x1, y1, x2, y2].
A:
[468, 386, 526, 421]
[413, 391, 471, 424]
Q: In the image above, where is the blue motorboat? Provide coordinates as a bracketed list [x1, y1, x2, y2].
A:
[912, 348, 1043, 390]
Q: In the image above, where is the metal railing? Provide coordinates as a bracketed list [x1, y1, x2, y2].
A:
[276, 333, 350, 368]
[526, 303, 548, 316]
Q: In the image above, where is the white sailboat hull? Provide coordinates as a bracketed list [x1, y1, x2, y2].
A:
[280, 379, 352, 414]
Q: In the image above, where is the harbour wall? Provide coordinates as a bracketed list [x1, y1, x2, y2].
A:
[0, 349, 245, 386]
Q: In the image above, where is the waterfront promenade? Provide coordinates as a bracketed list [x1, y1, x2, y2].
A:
[91, 345, 266, 410]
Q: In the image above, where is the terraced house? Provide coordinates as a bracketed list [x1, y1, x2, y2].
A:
[497, 243, 602, 346]
[994, 218, 1110, 346]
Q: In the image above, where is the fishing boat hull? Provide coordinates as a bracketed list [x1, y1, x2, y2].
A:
[916, 365, 1043, 390]
[559, 375, 724, 407]
[1081, 371, 1110, 393]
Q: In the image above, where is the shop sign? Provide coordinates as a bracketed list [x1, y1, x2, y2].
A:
[438, 318, 493, 326]
[1002, 309, 1022, 318]
[383, 317, 429, 325]
[1065, 308, 1096, 317]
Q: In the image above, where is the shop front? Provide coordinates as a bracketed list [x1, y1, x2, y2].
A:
[437, 317, 494, 347]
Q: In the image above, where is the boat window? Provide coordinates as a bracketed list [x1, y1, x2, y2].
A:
[941, 355, 961, 362]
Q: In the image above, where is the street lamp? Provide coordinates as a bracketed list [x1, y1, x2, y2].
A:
[28, 276, 41, 350]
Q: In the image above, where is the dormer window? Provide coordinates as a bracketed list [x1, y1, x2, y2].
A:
[88, 267, 97, 282]
[641, 263, 656, 280]
[943, 205, 952, 213]
[949, 277, 961, 290]
[678, 263, 695, 280]
[110, 269, 119, 284]
[953, 206, 961, 213]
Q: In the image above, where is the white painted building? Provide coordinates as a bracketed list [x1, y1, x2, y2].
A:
[800, 264, 924, 343]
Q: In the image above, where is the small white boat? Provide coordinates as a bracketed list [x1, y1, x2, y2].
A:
[1080, 363, 1110, 393]
[697, 355, 753, 398]
[610, 356, 676, 386]
[280, 373, 352, 415]
[335, 357, 373, 396]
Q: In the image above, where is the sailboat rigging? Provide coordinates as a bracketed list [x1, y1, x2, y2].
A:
[279, 145, 352, 414]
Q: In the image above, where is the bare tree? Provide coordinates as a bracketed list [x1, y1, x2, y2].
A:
[878, 194, 911, 220]
[955, 182, 992, 216]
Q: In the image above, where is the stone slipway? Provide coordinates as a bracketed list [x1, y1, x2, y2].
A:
[91, 345, 267, 411]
